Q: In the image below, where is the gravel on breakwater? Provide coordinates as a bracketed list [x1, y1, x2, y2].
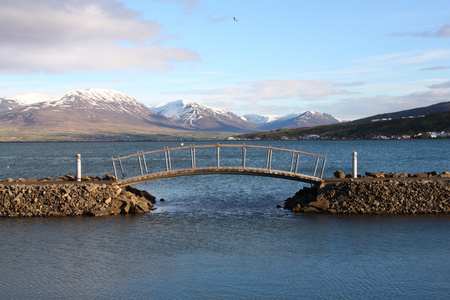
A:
[0, 175, 156, 217]
[285, 171, 450, 214]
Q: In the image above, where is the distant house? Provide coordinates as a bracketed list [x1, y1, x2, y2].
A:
[302, 134, 321, 140]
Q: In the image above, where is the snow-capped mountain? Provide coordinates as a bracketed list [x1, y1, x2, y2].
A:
[243, 114, 280, 127]
[151, 100, 259, 132]
[0, 88, 184, 139]
[249, 111, 342, 130]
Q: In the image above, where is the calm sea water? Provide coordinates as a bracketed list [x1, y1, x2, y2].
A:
[0, 140, 449, 299]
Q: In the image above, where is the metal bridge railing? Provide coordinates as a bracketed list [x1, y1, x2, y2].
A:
[112, 144, 326, 182]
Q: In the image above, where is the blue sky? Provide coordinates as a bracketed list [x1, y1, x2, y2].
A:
[1, 0, 449, 120]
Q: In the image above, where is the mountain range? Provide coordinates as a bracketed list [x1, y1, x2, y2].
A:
[0, 88, 342, 141]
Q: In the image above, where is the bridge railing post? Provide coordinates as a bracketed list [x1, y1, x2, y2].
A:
[164, 149, 172, 171]
[289, 153, 295, 172]
[112, 158, 118, 181]
[294, 153, 300, 173]
[242, 146, 246, 168]
[217, 146, 220, 167]
[138, 155, 144, 176]
[142, 154, 148, 173]
[266, 149, 272, 170]
[190, 147, 196, 169]
[119, 159, 125, 179]
[313, 157, 319, 177]
[320, 157, 326, 178]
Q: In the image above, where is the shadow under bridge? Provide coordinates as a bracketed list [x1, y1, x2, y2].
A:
[112, 144, 326, 186]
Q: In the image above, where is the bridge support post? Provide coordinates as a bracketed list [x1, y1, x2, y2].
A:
[76, 154, 82, 182]
[352, 151, 357, 178]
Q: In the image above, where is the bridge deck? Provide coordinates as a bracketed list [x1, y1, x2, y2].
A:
[117, 166, 325, 186]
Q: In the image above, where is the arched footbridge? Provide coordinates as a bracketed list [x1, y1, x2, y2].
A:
[112, 144, 326, 186]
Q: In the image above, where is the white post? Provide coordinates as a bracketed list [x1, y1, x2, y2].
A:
[76, 154, 82, 181]
[352, 151, 357, 178]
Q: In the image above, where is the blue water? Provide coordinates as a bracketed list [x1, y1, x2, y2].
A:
[0, 140, 449, 299]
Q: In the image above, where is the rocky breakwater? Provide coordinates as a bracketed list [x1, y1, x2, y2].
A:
[0, 180, 156, 218]
[285, 171, 450, 214]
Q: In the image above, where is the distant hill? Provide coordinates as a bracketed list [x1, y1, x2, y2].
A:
[237, 103, 450, 140]
[355, 101, 450, 123]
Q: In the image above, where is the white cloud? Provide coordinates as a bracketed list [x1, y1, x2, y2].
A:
[355, 50, 450, 66]
[429, 81, 450, 89]
[0, 0, 199, 73]
[420, 66, 450, 71]
[177, 79, 351, 102]
[391, 24, 450, 38]
[323, 90, 450, 120]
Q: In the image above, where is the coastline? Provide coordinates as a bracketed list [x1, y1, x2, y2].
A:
[285, 172, 450, 214]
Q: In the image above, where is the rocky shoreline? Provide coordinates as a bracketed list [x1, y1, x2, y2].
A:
[0, 180, 156, 218]
[285, 171, 450, 214]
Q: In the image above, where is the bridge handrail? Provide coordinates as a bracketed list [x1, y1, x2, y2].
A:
[112, 144, 326, 161]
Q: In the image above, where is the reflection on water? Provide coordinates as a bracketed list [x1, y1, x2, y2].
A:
[1, 212, 449, 299]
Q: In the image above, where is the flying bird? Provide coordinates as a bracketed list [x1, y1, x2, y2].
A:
[233, 17, 238, 21]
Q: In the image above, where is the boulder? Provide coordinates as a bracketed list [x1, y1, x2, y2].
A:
[365, 172, 377, 178]
[85, 209, 111, 217]
[103, 173, 117, 181]
[308, 200, 330, 211]
[303, 207, 320, 213]
[334, 170, 345, 178]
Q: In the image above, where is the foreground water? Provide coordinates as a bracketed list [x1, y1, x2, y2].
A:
[0, 140, 449, 299]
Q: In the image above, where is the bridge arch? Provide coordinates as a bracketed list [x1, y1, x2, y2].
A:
[112, 144, 326, 186]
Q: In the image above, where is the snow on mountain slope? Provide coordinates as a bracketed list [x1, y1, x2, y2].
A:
[244, 114, 280, 126]
[151, 100, 258, 132]
[250, 111, 342, 130]
[3, 92, 62, 105]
